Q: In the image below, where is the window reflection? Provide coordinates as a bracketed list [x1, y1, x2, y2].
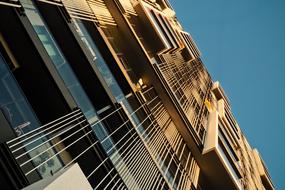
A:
[20, 0, 97, 123]
[0, 54, 39, 133]
[72, 19, 125, 101]
[71, 19, 143, 131]
[0, 52, 63, 178]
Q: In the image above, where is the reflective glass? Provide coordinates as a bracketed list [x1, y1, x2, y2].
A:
[0, 54, 39, 133]
[0, 52, 63, 177]
[20, 0, 97, 123]
[72, 19, 125, 101]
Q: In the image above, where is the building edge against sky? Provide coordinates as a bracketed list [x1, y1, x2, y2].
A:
[0, 0, 274, 190]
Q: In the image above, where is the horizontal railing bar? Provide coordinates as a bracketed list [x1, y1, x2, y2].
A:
[87, 116, 155, 178]
[141, 86, 154, 94]
[103, 173, 119, 190]
[86, 156, 109, 178]
[11, 114, 85, 153]
[37, 0, 63, 6]
[109, 177, 123, 190]
[24, 123, 92, 175]
[106, 113, 157, 156]
[90, 106, 123, 127]
[22, 101, 149, 174]
[93, 168, 115, 189]
[87, 107, 160, 180]
[7, 109, 81, 145]
[19, 95, 167, 181]
[16, 106, 123, 155]
[21, 106, 124, 172]
[21, 122, 90, 168]
[15, 118, 87, 160]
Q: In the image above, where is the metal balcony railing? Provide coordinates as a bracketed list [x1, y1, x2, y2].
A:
[4, 102, 174, 189]
[0, 0, 21, 8]
[7, 108, 88, 177]
[3, 91, 201, 190]
[5, 108, 127, 189]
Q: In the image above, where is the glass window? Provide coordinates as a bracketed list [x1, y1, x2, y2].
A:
[19, 0, 97, 123]
[72, 19, 125, 102]
[0, 52, 63, 178]
[71, 19, 143, 141]
[0, 54, 39, 133]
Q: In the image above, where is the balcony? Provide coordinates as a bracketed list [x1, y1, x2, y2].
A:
[3, 108, 127, 189]
[2, 99, 178, 189]
[179, 31, 201, 61]
[252, 149, 274, 190]
[202, 110, 243, 190]
[134, 1, 180, 54]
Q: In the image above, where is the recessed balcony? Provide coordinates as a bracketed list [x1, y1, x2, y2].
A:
[202, 110, 243, 190]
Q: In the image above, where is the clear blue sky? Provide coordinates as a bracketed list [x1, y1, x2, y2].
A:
[170, 0, 285, 189]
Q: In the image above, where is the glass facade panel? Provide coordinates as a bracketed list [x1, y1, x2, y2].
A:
[71, 19, 145, 145]
[20, 0, 97, 123]
[0, 52, 63, 177]
[72, 19, 125, 101]
[0, 54, 39, 133]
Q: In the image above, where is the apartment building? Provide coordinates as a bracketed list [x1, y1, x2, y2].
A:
[0, 0, 274, 189]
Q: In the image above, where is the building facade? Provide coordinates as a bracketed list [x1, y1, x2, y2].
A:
[0, 0, 274, 189]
